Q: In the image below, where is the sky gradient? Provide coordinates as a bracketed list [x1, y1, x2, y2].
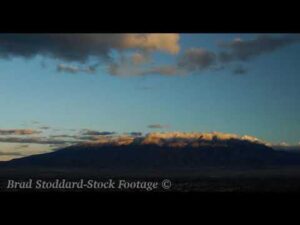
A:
[0, 33, 300, 160]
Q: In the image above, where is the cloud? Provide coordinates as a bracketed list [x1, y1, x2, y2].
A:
[148, 124, 170, 129]
[49, 134, 78, 139]
[124, 48, 217, 77]
[0, 126, 269, 149]
[0, 131, 274, 159]
[0, 151, 23, 156]
[15, 144, 29, 149]
[108, 55, 144, 76]
[0, 129, 41, 135]
[0, 137, 79, 145]
[140, 132, 265, 147]
[39, 126, 50, 130]
[177, 48, 217, 71]
[81, 130, 116, 136]
[88, 135, 136, 146]
[110, 65, 181, 77]
[0, 34, 180, 62]
[109, 47, 217, 77]
[128, 132, 143, 136]
[81, 131, 267, 148]
[142, 132, 240, 145]
[129, 34, 298, 77]
[140, 65, 184, 76]
[107, 52, 182, 77]
[131, 52, 150, 64]
[2, 33, 298, 79]
[57, 63, 98, 74]
[121, 34, 180, 54]
[271, 142, 300, 151]
[0, 150, 25, 161]
[219, 34, 300, 63]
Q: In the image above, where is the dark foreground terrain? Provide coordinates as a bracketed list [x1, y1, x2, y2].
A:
[2, 140, 300, 192]
[2, 167, 300, 192]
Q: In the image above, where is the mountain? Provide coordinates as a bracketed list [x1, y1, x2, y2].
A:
[2, 139, 300, 171]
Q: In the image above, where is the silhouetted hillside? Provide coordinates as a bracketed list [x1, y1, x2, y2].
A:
[2, 139, 300, 171]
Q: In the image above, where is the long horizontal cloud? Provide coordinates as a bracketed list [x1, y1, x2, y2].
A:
[0, 137, 79, 145]
[271, 142, 300, 151]
[0, 130, 290, 152]
[39, 126, 50, 130]
[80, 132, 267, 148]
[49, 134, 78, 139]
[127, 132, 143, 136]
[110, 64, 182, 77]
[177, 48, 217, 71]
[57, 64, 97, 74]
[148, 124, 170, 129]
[109, 48, 217, 76]
[2, 131, 241, 147]
[0, 129, 120, 145]
[0, 151, 23, 156]
[81, 130, 116, 136]
[0, 129, 41, 135]
[219, 34, 300, 63]
[0, 34, 180, 62]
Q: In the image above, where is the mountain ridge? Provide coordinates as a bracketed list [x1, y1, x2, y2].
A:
[2, 139, 300, 171]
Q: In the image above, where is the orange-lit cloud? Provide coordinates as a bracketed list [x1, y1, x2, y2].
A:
[0, 129, 41, 135]
[83, 131, 267, 148]
[121, 34, 180, 54]
[0, 34, 180, 61]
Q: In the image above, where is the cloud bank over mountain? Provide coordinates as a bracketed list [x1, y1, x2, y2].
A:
[80, 131, 267, 148]
[0, 125, 299, 161]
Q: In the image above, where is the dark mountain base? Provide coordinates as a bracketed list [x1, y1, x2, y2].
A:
[3, 143, 300, 169]
[2, 142, 300, 192]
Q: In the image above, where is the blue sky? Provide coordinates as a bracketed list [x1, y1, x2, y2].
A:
[0, 33, 300, 160]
